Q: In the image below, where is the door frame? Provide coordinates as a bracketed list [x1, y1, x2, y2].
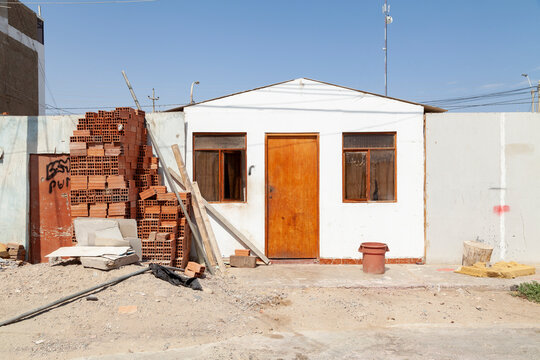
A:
[264, 133, 320, 259]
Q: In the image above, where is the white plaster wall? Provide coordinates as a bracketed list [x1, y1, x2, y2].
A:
[145, 112, 186, 191]
[426, 113, 540, 264]
[0, 112, 185, 250]
[185, 79, 425, 259]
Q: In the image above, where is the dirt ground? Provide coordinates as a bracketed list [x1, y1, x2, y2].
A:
[0, 262, 539, 359]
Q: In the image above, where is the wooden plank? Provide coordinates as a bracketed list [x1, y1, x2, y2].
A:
[171, 145, 218, 269]
[193, 181, 226, 271]
[168, 167, 270, 265]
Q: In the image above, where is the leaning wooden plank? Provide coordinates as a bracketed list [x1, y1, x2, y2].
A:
[193, 182, 226, 271]
[168, 167, 270, 265]
[171, 145, 218, 269]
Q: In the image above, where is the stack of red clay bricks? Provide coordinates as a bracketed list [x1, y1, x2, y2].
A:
[69, 107, 192, 268]
[69, 107, 150, 223]
[138, 190, 192, 268]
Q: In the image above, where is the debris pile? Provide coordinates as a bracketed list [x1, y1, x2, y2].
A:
[4, 243, 26, 261]
[68, 108, 192, 268]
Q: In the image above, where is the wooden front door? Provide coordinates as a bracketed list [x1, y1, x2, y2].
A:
[29, 154, 72, 263]
[266, 134, 319, 258]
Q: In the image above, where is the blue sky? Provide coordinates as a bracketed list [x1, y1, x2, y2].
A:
[21, 0, 540, 114]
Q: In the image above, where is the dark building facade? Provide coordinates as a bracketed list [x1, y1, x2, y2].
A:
[0, 0, 45, 115]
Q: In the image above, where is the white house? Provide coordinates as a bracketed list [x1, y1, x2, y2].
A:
[172, 78, 445, 263]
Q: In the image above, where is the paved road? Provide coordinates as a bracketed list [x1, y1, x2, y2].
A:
[80, 325, 540, 360]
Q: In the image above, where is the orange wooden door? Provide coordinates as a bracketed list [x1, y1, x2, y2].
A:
[29, 154, 72, 263]
[266, 134, 319, 258]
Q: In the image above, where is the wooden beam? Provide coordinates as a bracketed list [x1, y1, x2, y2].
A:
[171, 145, 218, 270]
[192, 182, 226, 271]
[168, 167, 271, 265]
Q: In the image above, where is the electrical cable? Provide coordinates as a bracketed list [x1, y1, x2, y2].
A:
[421, 87, 532, 105]
[4, 0, 156, 4]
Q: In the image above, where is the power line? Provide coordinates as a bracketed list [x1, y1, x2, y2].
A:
[420, 86, 532, 105]
[43, 103, 186, 111]
[5, 0, 156, 4]
[445, 100, 533, 111]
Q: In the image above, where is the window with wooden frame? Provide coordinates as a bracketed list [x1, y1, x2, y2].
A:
[193, 133, 246, 202]
[342, 132, 396, 202]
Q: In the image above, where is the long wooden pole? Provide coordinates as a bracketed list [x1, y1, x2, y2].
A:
[121, 70, 213, 274]
[192, 181, 226, 271]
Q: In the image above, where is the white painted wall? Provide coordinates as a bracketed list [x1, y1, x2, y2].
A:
[185, 78, 425, 260]
[0, 112, 185, 251]
[426, 112, 540, 264]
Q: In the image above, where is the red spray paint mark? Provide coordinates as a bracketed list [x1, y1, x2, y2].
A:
[493, 205, 510, 215]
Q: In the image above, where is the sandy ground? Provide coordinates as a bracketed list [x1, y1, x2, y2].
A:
[0, 263, 539, 359]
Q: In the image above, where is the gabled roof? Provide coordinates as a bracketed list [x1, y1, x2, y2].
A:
[166, 78, 446, 113]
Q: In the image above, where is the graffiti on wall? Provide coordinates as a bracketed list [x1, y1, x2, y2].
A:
[45, 158, 70, 194]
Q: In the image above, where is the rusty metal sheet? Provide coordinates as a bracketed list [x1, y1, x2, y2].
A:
[29, 154, 72, 263]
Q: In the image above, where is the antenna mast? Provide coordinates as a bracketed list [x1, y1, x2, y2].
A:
[383, 0, 393, 96]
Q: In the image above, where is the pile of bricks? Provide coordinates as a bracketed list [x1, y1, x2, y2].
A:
[138, 191, 191, 268]
[68, 107, 192, 268]
[184, 261, 205, 278]
[69, 107, 150, 222]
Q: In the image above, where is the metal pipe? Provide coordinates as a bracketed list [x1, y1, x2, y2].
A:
[0, 267, 151, 327]
[384, 0, 388, 97]
[121, 71, 142, 111]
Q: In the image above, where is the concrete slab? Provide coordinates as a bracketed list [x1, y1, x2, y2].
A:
[228, 264, 540, 290]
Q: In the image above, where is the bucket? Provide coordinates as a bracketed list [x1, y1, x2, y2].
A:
[358, 242, 389, 274]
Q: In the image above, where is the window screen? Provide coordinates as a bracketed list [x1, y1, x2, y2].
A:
[343, 133, 394, 149]
[194, 135, 245, 150]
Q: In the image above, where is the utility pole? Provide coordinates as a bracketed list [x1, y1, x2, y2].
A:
[537, 81, 540, 113]
[383, 0, 393, 97]
[147, 88, 159, 113]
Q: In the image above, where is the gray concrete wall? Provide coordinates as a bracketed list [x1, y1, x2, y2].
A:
[0, 111, 185, 250]
[426, 112, 540, 264]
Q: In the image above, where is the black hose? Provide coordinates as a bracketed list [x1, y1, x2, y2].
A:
[0, 266, 151, 327]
